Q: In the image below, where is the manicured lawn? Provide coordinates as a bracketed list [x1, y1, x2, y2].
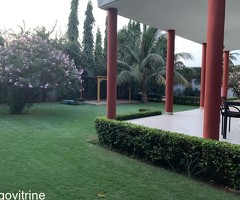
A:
[0, 102, 239, 200]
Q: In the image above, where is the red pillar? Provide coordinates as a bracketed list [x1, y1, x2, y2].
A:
[165, 30, 175, 115]
[107, 8, 117, 119]
[203, 0, 226, 140]
[200, 43, 207, 108]
[222, 51, 229, 99]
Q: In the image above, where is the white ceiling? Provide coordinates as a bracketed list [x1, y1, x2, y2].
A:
[98, 0, 240, 51]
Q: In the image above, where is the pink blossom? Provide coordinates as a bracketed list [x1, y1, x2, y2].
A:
[44, 83, 49, 88]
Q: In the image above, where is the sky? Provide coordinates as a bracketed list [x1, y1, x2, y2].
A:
[0, 0, 239, 67]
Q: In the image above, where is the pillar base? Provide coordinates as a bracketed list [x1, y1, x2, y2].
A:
[165, 112, 173, 115]
[199, 107, 204, 109]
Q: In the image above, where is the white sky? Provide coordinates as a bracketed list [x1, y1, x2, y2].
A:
[0, 0, 239, 67]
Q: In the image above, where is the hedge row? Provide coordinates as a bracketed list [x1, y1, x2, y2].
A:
[116, 110, 162, 121]
[95, 117, 240, 190]
[173, 96, 200, 106]
[132, 93, 162, 102]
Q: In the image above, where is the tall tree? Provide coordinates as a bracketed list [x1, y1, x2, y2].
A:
[103, 15, 108, 62]
[66, 0, 81, 68]
[94, 27, 105, 75]
[67, 0, 79, 42]
[82, 0, 95, 76]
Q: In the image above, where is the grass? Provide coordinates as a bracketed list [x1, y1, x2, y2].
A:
[0, 102, 239, 200]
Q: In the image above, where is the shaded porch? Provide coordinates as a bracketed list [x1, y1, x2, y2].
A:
[128, 109, 240, 145]
[98, 0, 240, 141]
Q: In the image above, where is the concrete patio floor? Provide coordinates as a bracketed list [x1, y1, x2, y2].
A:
[128, 109, 240, 145]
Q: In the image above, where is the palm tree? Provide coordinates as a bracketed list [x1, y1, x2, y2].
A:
[117, 26, 193, 103]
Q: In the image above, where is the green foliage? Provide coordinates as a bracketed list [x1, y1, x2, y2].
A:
[117, 26, 166, 103]
[173, 96, 200, 106]
[66, 0, 81, 68]
[82, 0, 95, 76]
[176, 67, 200, 83]
[118, 20, 141, 63]
[117, 23, 193, 103]
[229, 66, 240, 97]
[67, 0, 79, 42]
[64, 40, 82, 68]
[103, 15, 108, 63]
[182, 87, 200, 97]
[132, 93, 162, 102]
[116, 110, 162, 121]
[94, 27, 106, 76]
[95, 117, 240, 190]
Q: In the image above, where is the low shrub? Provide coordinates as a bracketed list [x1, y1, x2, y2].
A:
[228, 97, 240, 101]
[95, 117, 240, 190]
[116, 110, 162, 121]
[138, 108, 151, 112]
[132, 93, 162, 102]
[173, 96, 200, 106]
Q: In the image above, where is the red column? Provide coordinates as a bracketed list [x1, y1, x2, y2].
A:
[107, 8, 117, 119]
[203, 0, 226, 140]
[222, 51, 229, 99]
[200, 43, 207, 108]
[165, 30, 175, 115]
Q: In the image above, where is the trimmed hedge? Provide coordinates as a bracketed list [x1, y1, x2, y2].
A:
[116, 110, 162, 121]
[173, 96, 200, 106]
[95, 117, 240, 190]
[132, 93, 162, 102]
[228, 97, 240, 101]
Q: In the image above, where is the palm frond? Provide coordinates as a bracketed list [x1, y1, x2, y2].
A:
[155, 73, 166, 85]
[117, 71, 133, 85]
[174, 70, 191, 87]
[117, 60, 131, 70]
[125, 45, 140, 64]
[175, 52, 194, 61]
[147, 71, 166, 85]
[148, 32, 166, 54]
[141, 53, 165, 69]
[229, 52, 240, 66]
[131, 64, 143, 85]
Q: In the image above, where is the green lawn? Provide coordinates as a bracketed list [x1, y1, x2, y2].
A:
[0, 102, 239, 200]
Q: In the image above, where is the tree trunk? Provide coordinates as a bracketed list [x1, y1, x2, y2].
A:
[141, 83, 148, 103]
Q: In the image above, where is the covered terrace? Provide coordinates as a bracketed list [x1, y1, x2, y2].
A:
[97, 0, 240, 141]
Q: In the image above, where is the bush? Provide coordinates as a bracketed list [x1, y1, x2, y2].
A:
[95, 117, 240, 190]
[173, 96, 200, 106]
[116, 110, 162, 121]
[0, 32, 83, 114]
[132, 93, 162, 102]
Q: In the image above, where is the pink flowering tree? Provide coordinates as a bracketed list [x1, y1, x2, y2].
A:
[0, 33, 83, 114]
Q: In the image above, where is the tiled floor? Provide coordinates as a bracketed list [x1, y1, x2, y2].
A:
[128, 109, 240, 145]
